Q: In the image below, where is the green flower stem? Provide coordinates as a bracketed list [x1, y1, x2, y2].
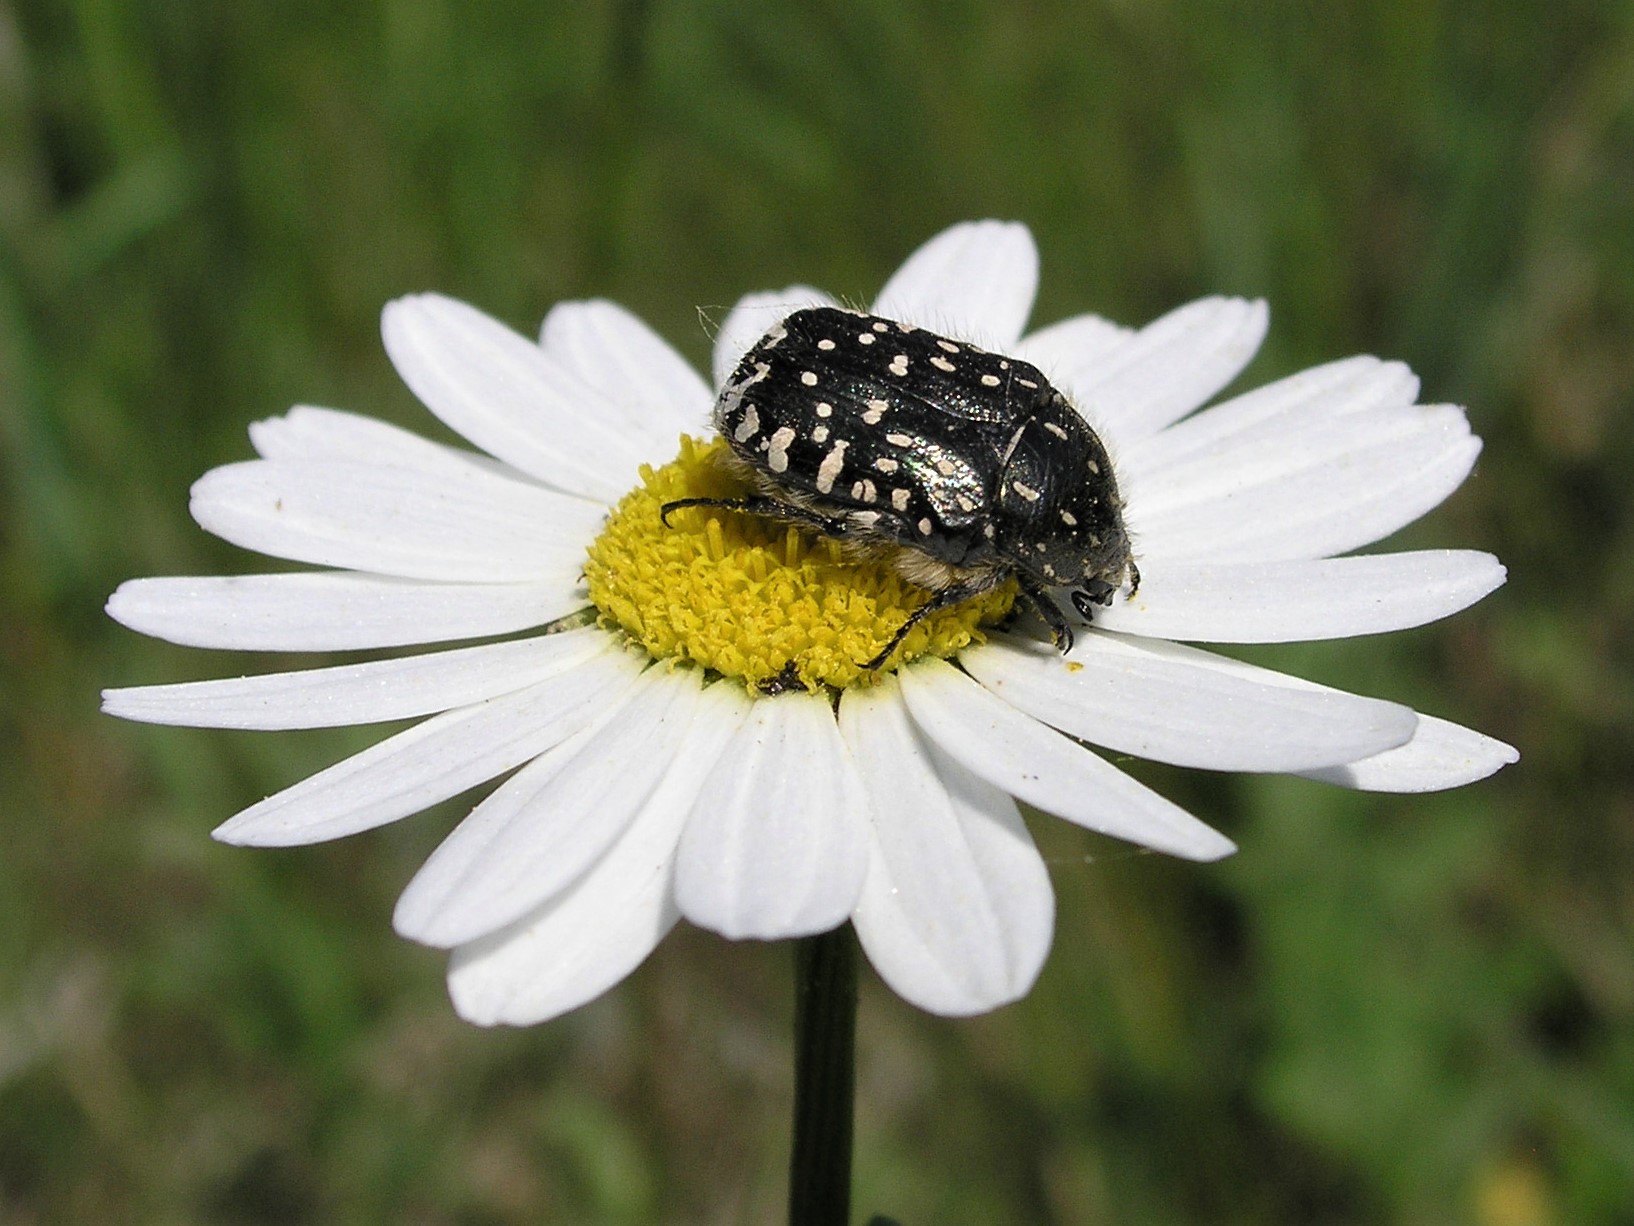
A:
[789, 923, 858, 1226]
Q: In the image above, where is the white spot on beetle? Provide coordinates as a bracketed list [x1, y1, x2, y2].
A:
[935, 458, 956, 476]
[1087, 458, 1101, 475]
[1044, 421, 1069, 440]
[800, 370, 818, 387]
[815, 439, 849, 493]
[767, 426, 796, 473]
[1017, 377, 1038, 389]
[980, 373, 1001, 387]
[891, 488, 911, 512]
[816, 402, 833, 417]
[885, 432, 913, 446]
[936, 339, 960, 353]
[1011, 480, 1041, 502]
[874, 456, 899, 473]
[858, 332, 876, 345]
[817, 338, 836, 351]
[917, 517, 933, 535]
[956, 494, 976, 512]
[861, 399, 889, 424]
[888, 354, 910, 376]
[734, 403, 760, 442]
[930, 356, 956, 373]
[812, 423, 830, 443]
[872, 321, 889, 333]
[1060, 509, 1078, 526]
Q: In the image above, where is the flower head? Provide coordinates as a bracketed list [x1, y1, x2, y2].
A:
[105, 222, 1515, 1022]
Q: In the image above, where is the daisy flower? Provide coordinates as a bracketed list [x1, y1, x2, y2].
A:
[104, 221, 1516, 1023]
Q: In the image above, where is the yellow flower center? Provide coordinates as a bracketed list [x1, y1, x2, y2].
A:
[585, 437, 1017, 692]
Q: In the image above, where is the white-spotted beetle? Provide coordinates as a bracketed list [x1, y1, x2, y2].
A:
[663, 306, 1138, 669]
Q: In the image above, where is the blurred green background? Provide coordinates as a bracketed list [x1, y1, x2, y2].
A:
[3, 1, 1631, 1222]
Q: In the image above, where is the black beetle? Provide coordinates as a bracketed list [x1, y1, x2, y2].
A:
[663, 306, 1138, 668]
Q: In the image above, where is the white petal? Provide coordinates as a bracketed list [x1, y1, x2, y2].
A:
[842, 678, 1053, 1016]
[898, 658, 1235, 861]
[538, 298, 714, 449]
[453, 897, 681, 1030]
[213, 640, 641, 846]
[1128, 408, 1481, 563]
[249, 405, 517, 481]
[1127, 402, 1462, 520]
[960, 633, 1417, 772]
[1013, 313, 1136, 388]
[1122, 355, 1418, 475]
[190, 458, 604, 582]
[870, 220, 1038, 349]
[1158, 655, 1519, 791]
[1300, 713, 1517, 792]
[711, 285, 835, 389]
[381, 293, 647, 502]
[393, 666, 704, 949]
[1093, 551, 1507, 643]
[1069, 297, 1268, 440]
[675, 691, 870, 940]
[446, 680, 751, 1027]
[105, 573, 586, 652]
[103, 626, 606, 729]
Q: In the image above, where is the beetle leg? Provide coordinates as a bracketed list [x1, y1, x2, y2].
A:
[1016, 576, 1075, 655]
[660, 496, 760, 526]
[756, 659, 804, 696]
[861, 576, 1000, 671]
[1071, 581, 1115, 616]
[659, 496, 852, 537]
[1071, 562, 1140, 616]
